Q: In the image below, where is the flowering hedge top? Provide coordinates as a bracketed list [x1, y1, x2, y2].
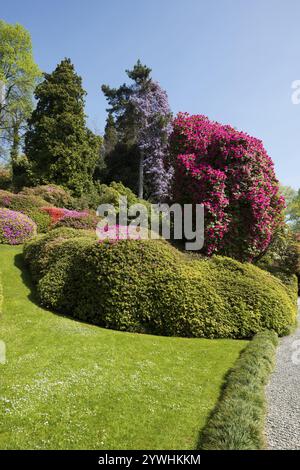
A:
[0, 208, 37, 245]
[41, 207, 89, 224]
[171, 113, 285, 261]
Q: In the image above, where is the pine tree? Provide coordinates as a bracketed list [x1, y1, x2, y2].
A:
[25, 59, 101, 196]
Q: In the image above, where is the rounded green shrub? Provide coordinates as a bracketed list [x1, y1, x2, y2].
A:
[54, 213, 100, 230]
[0, 190, 51, 233]
[23, 230, 297, 338]
[21, 185, 75, 209]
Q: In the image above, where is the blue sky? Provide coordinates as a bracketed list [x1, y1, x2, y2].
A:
[1, 0, 300, 187]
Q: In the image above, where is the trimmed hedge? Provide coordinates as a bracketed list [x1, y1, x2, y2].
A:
[199, 330, 278, 449]
[0, 208, 37, 245]
[23, 229, 297, 338]
[0, 190, 51, 233]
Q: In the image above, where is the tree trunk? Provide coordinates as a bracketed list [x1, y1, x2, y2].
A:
[10, 122, 20, 163]
[138, 151, 144, 199]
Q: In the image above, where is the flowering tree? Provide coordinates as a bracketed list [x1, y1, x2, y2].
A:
[171, 113, 285, 261]
[130, 80, 173, 201]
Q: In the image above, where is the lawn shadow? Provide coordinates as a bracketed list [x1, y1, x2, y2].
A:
[13, 252, 103, 328]
[14, 253, 43, 307]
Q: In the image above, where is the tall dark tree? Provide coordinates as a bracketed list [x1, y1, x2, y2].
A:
[25, 59, 101, 196]
[101, 61, 151, 195]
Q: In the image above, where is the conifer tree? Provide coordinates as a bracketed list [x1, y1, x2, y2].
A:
[25, 58, 101, 196]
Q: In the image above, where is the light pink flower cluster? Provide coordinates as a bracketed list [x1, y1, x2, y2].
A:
[171, 113, 285, 261]
[97, 224, 142, 243]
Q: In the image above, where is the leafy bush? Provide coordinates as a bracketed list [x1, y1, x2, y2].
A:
[0, 190, 51, 233]
[40, 206, 100, 230]
[0, 166, 12, 190]
[0, 208, 37, 245]
[24, 229, 296, 338]
[170, 113, 285, 261]
[98, 182, 152, 211]
[21, 184, 75, 209]
[200, 330, 278, 450]
[55, 213, 100, 230]
[256, 226, 299, 296]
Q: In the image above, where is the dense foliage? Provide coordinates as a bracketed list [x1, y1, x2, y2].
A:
[40, 205, 100, 230]
[170, 113, 285, 261]
[24, 228, 296, 338]
[0, 165, 11, 190]
[0, 20, 41, 166]
[0, 189, 51, 232]
[285, 187, 300, 233]
[21, 184, 75, 208]
[25, 59, 102, 196]
[0, 208, 36, 244]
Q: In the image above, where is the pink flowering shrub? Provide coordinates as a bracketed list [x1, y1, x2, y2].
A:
[41, 207, 89, 224]
[0, 208, 37, 245]
[97, 224, 142, 242]
[171, 113, 285, 261]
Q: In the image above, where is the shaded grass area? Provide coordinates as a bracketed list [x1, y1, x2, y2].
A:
[0, 245, 246, 450]
[199, 330, 278, 450]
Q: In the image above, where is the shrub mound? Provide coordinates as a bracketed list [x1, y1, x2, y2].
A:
[21, 184, 75, 209]
[199, 330, 278, 450]
[0, 190, 51, 233]
[40, 206, 100, 230]
[0, 208, 37, 245]
[23, 228, 296, 338]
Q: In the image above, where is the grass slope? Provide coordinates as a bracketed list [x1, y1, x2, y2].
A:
[0, 245, 246, 450]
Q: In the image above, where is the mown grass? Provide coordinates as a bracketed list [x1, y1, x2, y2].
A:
[199, 330, 278, 450]
[0, 245, 246, 450]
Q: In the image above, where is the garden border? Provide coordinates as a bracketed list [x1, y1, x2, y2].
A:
[198, 330, 278, 450]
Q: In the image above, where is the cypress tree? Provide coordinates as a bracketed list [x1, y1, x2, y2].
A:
[25, 58, 101, 196]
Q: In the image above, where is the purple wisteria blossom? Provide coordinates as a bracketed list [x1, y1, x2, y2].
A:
[130, 80, 173, 201]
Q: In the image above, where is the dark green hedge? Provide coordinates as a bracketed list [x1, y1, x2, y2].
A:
[23, 228, 297, 338]
[199, 330, 278, 449]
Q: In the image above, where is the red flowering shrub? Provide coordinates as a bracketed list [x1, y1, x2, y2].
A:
[171, 113, 285, 261]
[55, 213, 100, 230]
[42, 206, 99, 230]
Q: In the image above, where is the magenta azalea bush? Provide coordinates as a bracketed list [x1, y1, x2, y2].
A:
[0, 208, 37, 245]
[171, 113, 285, 261]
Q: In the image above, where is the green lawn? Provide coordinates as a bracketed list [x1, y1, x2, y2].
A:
[0, 244, 246, 450]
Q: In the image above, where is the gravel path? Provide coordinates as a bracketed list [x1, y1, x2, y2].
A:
[266, 299, 300, 449]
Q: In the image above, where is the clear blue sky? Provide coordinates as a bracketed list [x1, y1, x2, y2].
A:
[1, 0, 300, 188]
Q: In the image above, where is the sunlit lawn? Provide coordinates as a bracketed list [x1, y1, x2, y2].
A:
[0, 245, 246, 450]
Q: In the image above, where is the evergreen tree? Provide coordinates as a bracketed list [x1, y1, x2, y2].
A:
[25, 59, 101, 196]
[103, 112, 118, 154]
